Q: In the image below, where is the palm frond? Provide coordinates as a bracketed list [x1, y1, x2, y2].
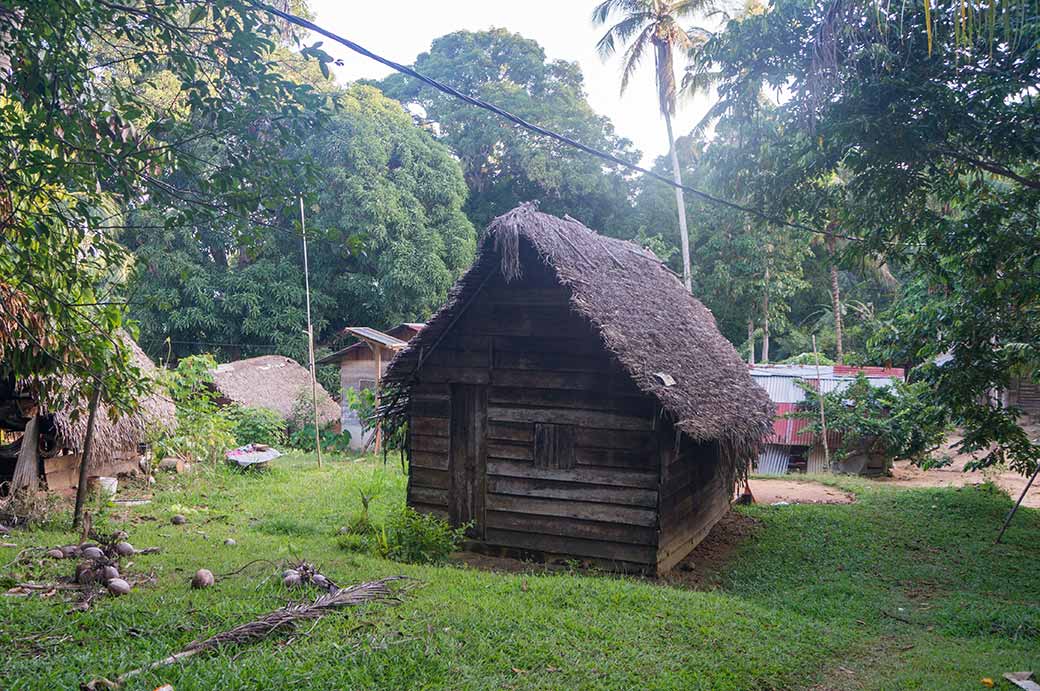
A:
[596, 13, 650, 59]
[619, 25, 654, 95]
[591, 0, 639, 26]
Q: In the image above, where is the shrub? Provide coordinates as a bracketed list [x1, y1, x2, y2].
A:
[230, 406, 286, 446]
[152, 354, 236, 464]
[796, 373, 950, 466]
[375, 506, 469, 565]
[336, 532, 370, 553]
[288, 422, 352, 453]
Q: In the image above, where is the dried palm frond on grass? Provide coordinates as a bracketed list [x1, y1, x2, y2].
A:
[84, 575, 418, 689]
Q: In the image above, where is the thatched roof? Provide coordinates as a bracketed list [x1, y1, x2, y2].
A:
[384, 203, 772, 463]
[210, 355, 339, 425]
[49, 335, 177, 466]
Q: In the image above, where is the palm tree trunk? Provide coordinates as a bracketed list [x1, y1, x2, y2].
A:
[747, 318, 755, 365]
[663, 110, 692, 291]
[761, 266, 770, 364]
[830, 263, 843, 364]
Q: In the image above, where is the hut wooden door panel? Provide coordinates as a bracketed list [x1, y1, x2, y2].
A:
[449, 384, 487, 538]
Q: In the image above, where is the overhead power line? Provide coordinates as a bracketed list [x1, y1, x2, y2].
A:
[248, 1, 854, 242]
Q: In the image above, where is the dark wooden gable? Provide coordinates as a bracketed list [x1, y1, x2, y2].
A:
[405, 240, 673, 571]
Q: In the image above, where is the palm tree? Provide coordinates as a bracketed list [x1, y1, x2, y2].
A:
[593, 0, 709, 292]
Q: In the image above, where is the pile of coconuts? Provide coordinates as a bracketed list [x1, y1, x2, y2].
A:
[282, 561, 338, 593]
[45, 531, 140, 596]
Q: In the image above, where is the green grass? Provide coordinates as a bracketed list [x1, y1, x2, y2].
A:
[1, 455, 1038, 690]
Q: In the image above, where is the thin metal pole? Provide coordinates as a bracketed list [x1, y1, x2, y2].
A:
[300, 196, 322, 468]
[813, 335, 830, 470]
[996, 461, 1040, 544]
[72, 386, 103, 529]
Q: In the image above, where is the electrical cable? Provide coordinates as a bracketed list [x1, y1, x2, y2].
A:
[248, 0, 856, 242]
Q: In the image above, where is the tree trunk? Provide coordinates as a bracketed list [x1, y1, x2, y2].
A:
[72, 387, 102, 530]
[663, 110, 692, 292]
[761, 266, 770, 364]
[827, 235, 844, 364]
[11, 414, 39, 493]
[747, 318, 755, 365]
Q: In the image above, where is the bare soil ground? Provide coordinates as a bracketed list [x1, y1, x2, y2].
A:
[746, 478, 856, 505]
[881, 422, 1040, 508]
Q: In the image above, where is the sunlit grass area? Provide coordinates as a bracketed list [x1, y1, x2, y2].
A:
[1, 455, 1038, 690]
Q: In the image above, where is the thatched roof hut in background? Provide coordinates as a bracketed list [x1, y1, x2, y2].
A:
[382, 203, 772, 573]
[46, 336, 177, 468]
[210, 355, 339, 427]
[3, 332, 177, 492]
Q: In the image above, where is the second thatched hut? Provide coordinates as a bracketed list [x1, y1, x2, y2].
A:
[382, 204, 772, 574]
[209, 355, 339, 428]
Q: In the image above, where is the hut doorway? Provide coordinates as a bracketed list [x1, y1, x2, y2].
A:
[448, 383, 487, 538]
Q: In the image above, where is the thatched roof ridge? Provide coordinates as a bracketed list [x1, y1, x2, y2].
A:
[210, 355, 339, 425]
[384, 203, 772, 461]
[49, 335, 177, 466]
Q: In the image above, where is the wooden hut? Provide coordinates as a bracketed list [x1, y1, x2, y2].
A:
[381, 204, 772, 574]
[2, 335, 177, 492]
[317, 324, 423, 449]
[209, 355, 339, 428]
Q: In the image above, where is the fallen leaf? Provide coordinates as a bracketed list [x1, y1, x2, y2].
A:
[982, 678, 995, 687]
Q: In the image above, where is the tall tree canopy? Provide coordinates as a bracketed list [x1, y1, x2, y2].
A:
[1, 0, 328, 409]
[697, 0, 1040, 470]
[123, 85, 475, 365]
[377, 29, 641, 233]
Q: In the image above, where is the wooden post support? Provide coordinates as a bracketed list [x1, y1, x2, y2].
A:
[995, 461, 1040, 544]
[72, 386, 103, 530]
[373, 343, 382, 455]
[300, 196, 322, 468]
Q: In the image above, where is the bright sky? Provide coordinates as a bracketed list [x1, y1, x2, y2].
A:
[308, 0, 714, 165]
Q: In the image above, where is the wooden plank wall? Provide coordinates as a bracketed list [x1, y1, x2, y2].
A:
[655, 431, 730, 574]
[406, 261, 664, 569]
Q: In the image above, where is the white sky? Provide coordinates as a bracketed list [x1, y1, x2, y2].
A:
[308, 0, 714, 165]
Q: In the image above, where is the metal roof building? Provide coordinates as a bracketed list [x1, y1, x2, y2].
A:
[749, 364, 905, 475]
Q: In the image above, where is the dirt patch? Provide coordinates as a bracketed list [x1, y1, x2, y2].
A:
[748, 478, 855, 505]
[663, 510, 761, 589]
[882, 424, 1040, 508]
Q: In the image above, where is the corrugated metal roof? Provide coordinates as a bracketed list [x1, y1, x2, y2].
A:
[343, 327, 409, 349]
[751, 364, 903, 447]
[750, 364, 904, 404]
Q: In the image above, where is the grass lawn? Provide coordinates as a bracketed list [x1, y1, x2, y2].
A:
[2, 455, 1038, 690]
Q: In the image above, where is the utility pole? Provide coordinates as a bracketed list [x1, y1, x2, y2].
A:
[300, 196, 322, 468]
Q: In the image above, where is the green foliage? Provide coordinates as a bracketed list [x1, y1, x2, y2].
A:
[780, 352, 836, 366]
[345, 387, 376, 429]
[288, 422, 351, 454]
[375, 505, 469, 565]
[153, 354, 236, 464]
[796, 374, 950, 465]
[697, 0, 1039, 470]
[1, 0, 330, 410]
[124, 85, 475, 365]
[377, 29, 640, 233]
[229, 406, 287, 447]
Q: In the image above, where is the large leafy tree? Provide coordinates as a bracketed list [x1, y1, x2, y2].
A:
[699, 0, 1040, 470]
[377, 29, 640, 234]
[123, 85, 475, 364]
[1, 0, 328, 410]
